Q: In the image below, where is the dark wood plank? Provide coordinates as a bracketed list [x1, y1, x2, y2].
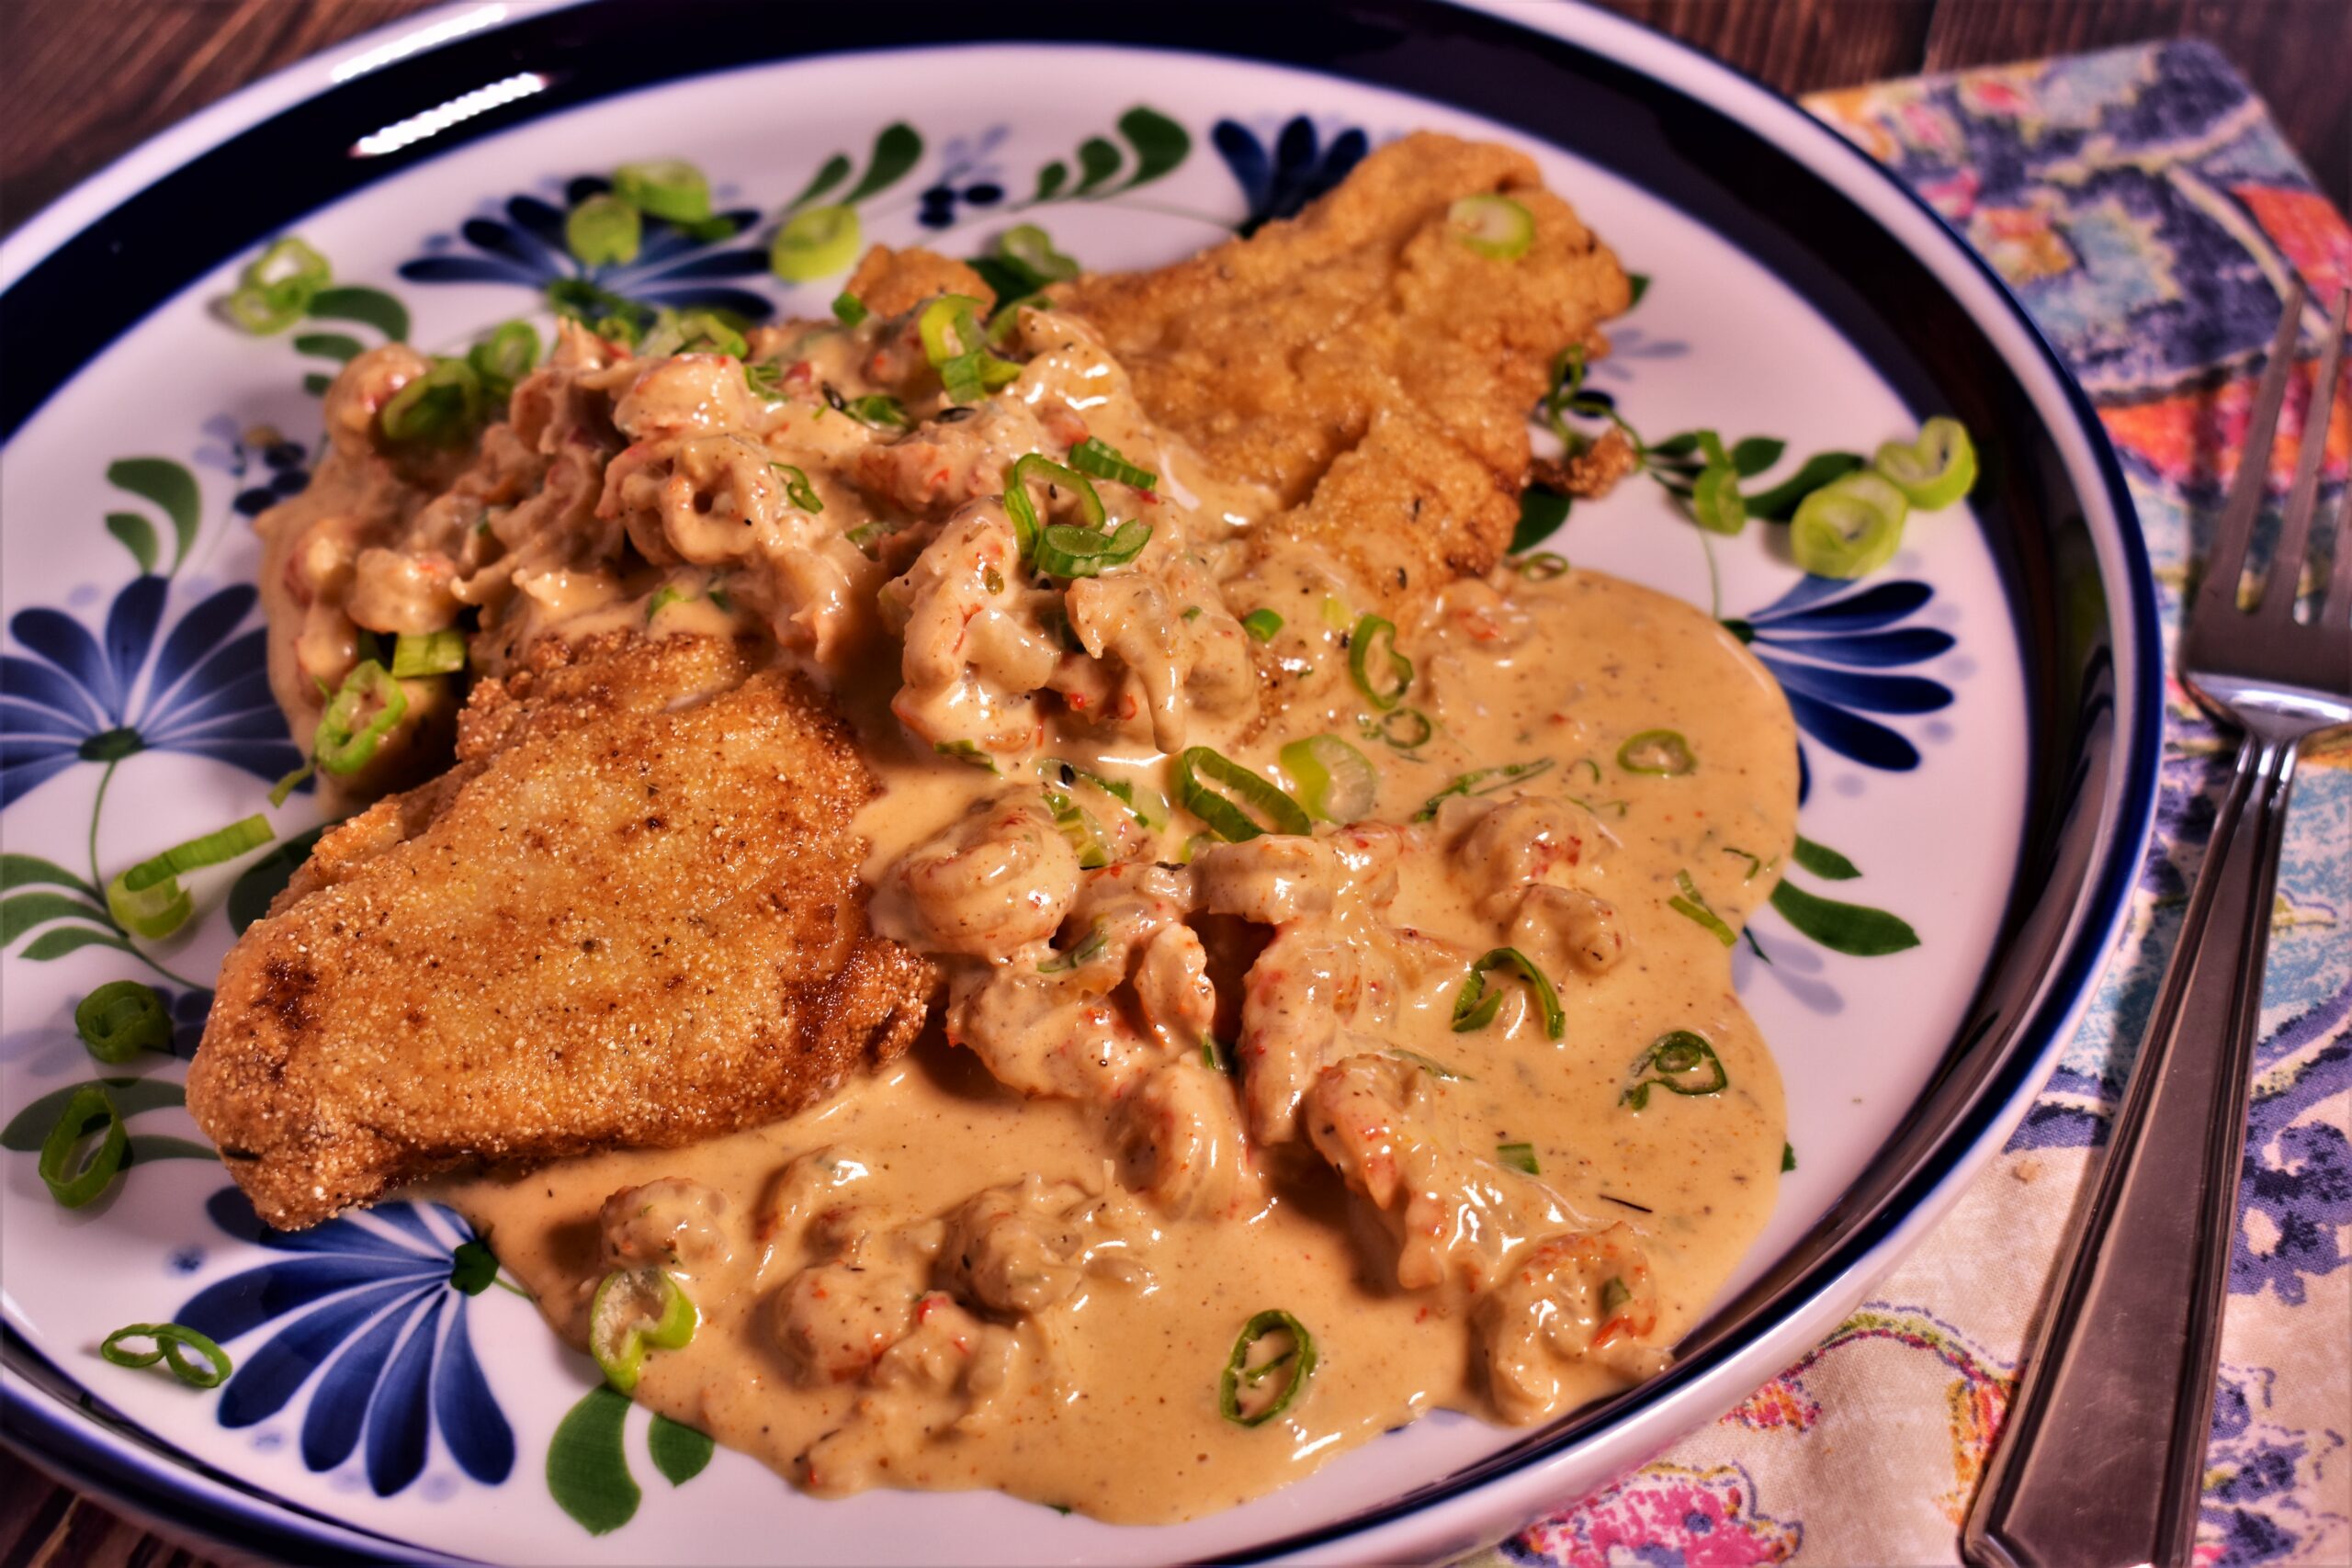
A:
[1925, 0, 2352, 206]
[0, 0, 444, 232]
[1596, 0, 1936, 94]
[0, 1446, 220, 1568]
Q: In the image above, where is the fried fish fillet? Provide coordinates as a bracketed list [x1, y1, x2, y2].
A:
[188, 634, 933, 1229]
[1058, 131, 1630, 612]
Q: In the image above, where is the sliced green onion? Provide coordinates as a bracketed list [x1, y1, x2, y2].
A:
[107, 814, 275, 940]
[1691, 459, 1747, 536]
[1219, 1309, 1317, 1427]
[1450, 947, 1566, 1041]
[566, 194, 642, 267]
[1068, 437, 1159, 491]
[1792, 470, 1909, 579]
[1202, 1035, 1231, 1073]
[772, 204, 860, 282]
[934, 739, 998, 773]
[1035, 519, 1150, 579]
[1240, 609, 1283, 642]
[639, 309, 747, 359]
[1874, 417, 1977, 509]
[1514, 552, 1569, 580]
[314, 660, 409, 776]
[100, 1323, 232, 1389]
[1617, 728, 1694, 776]
[1497, 1141, 1540, 1175]
[1376, 707, 1434, 750]
[744, 361, 786, 400]
[75, 981, 172, 1064]
[380, 357, 485, 446]
[1279, 735, 1379, 822]
[843, 520, 895, 561]
[593, 311, 645, 348]
[1039, 761, 1166, 830]
[268, 760, 314, 807]
[999, 223, 1080, 285]
[821, 384, 910, 430]
[589, 1266, 697, 1393]
[1038, 920, 1112, 975]
[644, 584, 690, 624]
[613, 159, 711, 224]
[918, 294, 1022, 404]
[1384, 1047, 1471, 1081]
[389, 630, 465, 680]
[225, 237, 331, 333]
[1781, 1142, 1798, 1172]
[1043, 789, 1113, 870]
[1001, 453, 1105, 560]
[1668, 871, 1736, 947]
[1175, 748, 1310, 841]
[1347, 615, 1413, 711]
[39, 1086, 126, 1209]
[831, 292, 870, 327]
[467, 320, 540, 400]
[1623, 1030, 1729, 1109]
[770, 462, 823, 513]
[1411, 758, 1556, 822]
[1447, 194, 1535, 260]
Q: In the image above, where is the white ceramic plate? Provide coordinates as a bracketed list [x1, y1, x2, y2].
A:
[0, 2, 2158, 1561]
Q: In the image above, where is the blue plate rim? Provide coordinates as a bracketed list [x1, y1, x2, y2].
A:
[0, 0, 2162, 1561]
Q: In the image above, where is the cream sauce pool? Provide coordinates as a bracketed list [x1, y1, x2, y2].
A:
[444, 568, 1796, 1524]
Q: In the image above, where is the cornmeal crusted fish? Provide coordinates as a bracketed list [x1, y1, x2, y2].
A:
[1057, 131, 1631, 611]
[188, 633, 933, 1230]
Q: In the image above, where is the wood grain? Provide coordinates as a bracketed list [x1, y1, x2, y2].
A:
[0, 0, 2345, 1560]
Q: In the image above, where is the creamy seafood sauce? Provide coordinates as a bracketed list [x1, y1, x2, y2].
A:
[271, 283, 1795, 1521]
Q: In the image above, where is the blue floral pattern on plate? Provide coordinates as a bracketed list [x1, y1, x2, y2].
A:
[1213, 116, 1369, 234]
[1725, 576, 1956, 782]
[399, 176, 775, 323]
[1, 576, 300, 807]
[177, 1187, 515, 1498]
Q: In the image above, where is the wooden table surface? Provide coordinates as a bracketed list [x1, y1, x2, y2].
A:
[2, 0, 2346, 1562]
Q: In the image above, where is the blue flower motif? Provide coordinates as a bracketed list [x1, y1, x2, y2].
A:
[399, 176, 774, 323]
[177, 1187, 514, 1498]
[2, 576, 301, 807]
[1213, 116, 1369, 235]
[918, 128, 1009, 231]
[1724, 576, 1955, 788]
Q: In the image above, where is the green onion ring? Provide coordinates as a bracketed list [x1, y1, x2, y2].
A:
[106, 814, 275, 940]
[1002, 454, 1106, 558]
[1219, 1309, 1317, 1427]
[1043, 789, 1113, 870]
[380, 357, 485, 446]
[1668, 871, 1737, 947]
[613, 159, 712, 224]
[1278, 735, 1379, 822]
[1377, 707, 1434, 750]
[1068, 437, 1159, 491]
[1347, 615, 1413, 711]
[589, 1267, 697, 1393]
[389, 630, 466, 680]
[1622, 1030, 1729, 1109]
[770, 462, 823, 513]
[466, 320, 540, 400]
[1450, 947, 1566, 1040]
[1447, 194, 1535, 259]
[999, 222, 1080, 285]
[1514, 552, 1570, 580]
[74, 981, 172, 1064]
[1873, 416, 1977, 510]
[933, 739, 999, 773]
[1175, 748, 1310, 841]
[1497, 1141, 1540, 1175]
[1410, 758, 1556, 822]
[1616, 728, 1695, 776]
[1791, 470, 1909, 579]
[565, 193, 642, 267]
[771, 204, 861, 282]
[314, 660, 409, 776]
[99, 1323, 232, 1389]
[831, 292, 870, 327]
[39, 1085, 127, 1209]
[1239, 608, 1283, 642]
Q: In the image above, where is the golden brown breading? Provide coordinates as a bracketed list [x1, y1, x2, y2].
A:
[189, 634, 933, 1229]
[1058, 131, 1629, 611]
[843, 244, 996, 319]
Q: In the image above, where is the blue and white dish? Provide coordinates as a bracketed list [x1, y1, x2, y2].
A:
[0, 1, 2157, 1561]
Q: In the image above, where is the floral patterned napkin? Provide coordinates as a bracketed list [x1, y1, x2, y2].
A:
[1476, 40, 2352, 1568]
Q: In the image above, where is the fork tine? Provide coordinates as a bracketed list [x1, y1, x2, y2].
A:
[2202, 277, 2308, 618]
[2321, 478, 2352, 628]
[2264, 288, 2347, 619]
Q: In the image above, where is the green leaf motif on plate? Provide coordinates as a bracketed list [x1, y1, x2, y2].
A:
[0, 855, 97, 897]
[305, 285, 410, 343]
[228, 826, 328, 935]
[19, 926, 135, 963]
[548, 1385, 640, 1535]
[105, 457, 199, 576]
[1790, 834, 1861, 881]
[105, 512, 159, 574]
[649, 1414, 715, 1485]
[1770, 877, 1920, 956]
[1027, 106, 1193, 207]
[2, 890, 109, 945]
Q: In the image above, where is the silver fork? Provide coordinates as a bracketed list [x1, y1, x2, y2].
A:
[1964, 278, 2352, 1568]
